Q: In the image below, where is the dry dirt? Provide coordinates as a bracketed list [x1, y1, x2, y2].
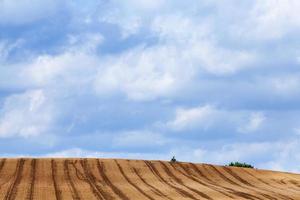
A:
[0, 158, 299, 199]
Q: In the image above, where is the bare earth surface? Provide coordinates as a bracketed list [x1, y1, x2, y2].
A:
[0, 158, 299, 199]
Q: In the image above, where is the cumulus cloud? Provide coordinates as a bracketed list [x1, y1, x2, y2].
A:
[166, 105, 219, 131]
[151, 15, 255, 75]
[248, 0, 300, 40]
[94, 45, 188, 101]
[165, 105, 267, 134]
[21, 52, 98, 89]
[0, 90, 54, 138]
[238, 112, 266, 133]
[268, 75, 300, 95]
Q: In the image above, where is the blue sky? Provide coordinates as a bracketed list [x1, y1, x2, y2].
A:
[1, 0, 300, 172]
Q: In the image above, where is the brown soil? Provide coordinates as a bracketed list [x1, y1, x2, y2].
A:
[0, 158, 299, 200]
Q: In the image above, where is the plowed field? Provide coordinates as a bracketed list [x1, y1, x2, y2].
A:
[0, 158, 299, 199]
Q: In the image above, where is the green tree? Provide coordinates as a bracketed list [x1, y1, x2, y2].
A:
[228, 162, 254, 168]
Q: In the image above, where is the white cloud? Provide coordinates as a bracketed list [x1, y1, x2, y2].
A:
[165, 105, 268, 134]
[151, 15, 255, 75]
[269, 75, 300, 95]
[94, 45, 190, 101]
[166, 105, 219, 131]
[238, 112, 266, 133]
[22, 52, 98, 89]
[234, 0, 300, 40]
[94, 15, 255, 101]
[258, 140, 300, 172]
[190, 142, 273, 164]
[0, 89, 54, 138]
[0, 39, 24, 62]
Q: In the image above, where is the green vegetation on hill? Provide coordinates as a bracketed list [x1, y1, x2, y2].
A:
[228, 162, 254, 168]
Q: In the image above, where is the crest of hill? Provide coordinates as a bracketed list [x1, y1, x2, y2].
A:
[0, 158, 299, 199]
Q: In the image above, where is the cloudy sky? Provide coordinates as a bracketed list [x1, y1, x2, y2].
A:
[1, 0, 300, 172]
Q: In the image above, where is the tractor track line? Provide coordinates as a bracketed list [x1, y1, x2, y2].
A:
[51, 160, 62, 200]
[272, 179, 300, 192]
[0, 159, 7, 189]
[97, 160, 129, 200]
[223, 167, 255, 187]
[4, 159, 25, 200]
[26, 159, 37, 200]
[189, 163, 259, 200]
[223, 167, 278, 200]
[71, 160, 110, 200]
[69, 161, 86, 182]
[208, 165, 279, 200]
[0, 159, 6, 173]
[143, 161, 185, 198]
[242, 169, 289, 190]
[144, 161, 198, 200]
[159, 161, 212, 200]
[267, 172, 300, 191]
[64, 160, 81, 200]
[115, 160, 156, 200]
[80, 159, 111, 200]
[205, 165, 263, 200]
[131, 166, 174, 200]
[240, 168, 294, 200]
[175, 163, 234, 199]
[275, 178, 299, 190]
[289, 180, 300, 189]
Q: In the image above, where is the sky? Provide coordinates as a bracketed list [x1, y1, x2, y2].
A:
[0, 0, 300, 173]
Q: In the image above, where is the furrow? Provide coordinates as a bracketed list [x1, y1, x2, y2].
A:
[64, 160, 81, 200]
[4, 159, 25, 200]
[51, 160, 62, 200]
[289, 180, 300, 188]
[0, 159, 7, 190]
[69, 161, 86, 182]
[144, 161, 198, 200]
[176, 163, 234, 198]
[26, 159, 37, 200]
[143, 161, 185, 198]
[80, 159, 111, 200]
[0, 158, 6, 172]
[115, 160, 156, 200]
[223, 167, 254, 186]
[190, 163, 260, 199]
[208, 165, 240, 186]
[223, 167, 278, 200]
[241, 169, 294, 200]
[97, 160, 129, 200]
[205, 165, 263, 200]
[131, 166, 174, 200]
[270, 179, 300, 192]
[159, 161, 212, 200]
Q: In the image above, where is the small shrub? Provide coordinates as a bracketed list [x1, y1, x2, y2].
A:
[170, 156, 177, 163]
[228, 162, 254, 168]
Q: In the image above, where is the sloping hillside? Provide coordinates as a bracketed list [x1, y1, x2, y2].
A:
[0, 158, 299, 199]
